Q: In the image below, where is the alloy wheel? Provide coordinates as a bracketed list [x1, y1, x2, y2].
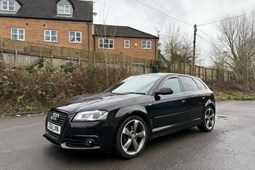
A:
[205, 108, 215, 130]
[120, 119, 146, 156]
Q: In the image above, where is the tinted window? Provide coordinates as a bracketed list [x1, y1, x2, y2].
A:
[160, 77, 181, 93]
[194, 78, 207, 90]
[180, 76, 198, 92]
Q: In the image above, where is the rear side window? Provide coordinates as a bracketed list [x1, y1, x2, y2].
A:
[180, 76, 198, 92]
[194, 78, 207, 90]
[160, 77, 181, 93]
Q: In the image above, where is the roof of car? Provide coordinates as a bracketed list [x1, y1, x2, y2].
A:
[136, 73, 196, 77]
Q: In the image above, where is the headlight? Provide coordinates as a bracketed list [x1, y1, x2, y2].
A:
[73, 110, 108, 121]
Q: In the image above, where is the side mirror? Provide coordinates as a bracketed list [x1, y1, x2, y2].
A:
[155, 88, 173, 96]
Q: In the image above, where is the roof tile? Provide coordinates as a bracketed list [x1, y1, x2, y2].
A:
[94, 24, 158, 39]
[0, 0, 93, 22]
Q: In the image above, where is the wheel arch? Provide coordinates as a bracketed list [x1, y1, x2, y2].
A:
[204, 99, 216, 114]
[128, 111, 152, 134]
[115, 106, 152, 137]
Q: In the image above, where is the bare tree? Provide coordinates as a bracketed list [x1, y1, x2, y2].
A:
[213, 12, 255, 83]
[161, 24, 193, 64]
[94, 1, 118, 86]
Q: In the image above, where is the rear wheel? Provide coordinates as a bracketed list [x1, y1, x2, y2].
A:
[114, 116, 148, 159]
[198, 106, 215, 132]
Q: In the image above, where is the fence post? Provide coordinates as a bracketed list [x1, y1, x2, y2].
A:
[0, 37, 3, 56]
[195, 65, 197, 77]
[50, 49, 53, 65]
[125, 56, 128, 77]
[143, 59, 146, 74]
[198, 66, 201, 78]
[105, 54, 109, 86]
[0, 37, 3, 63]
[93, 51, 95, 66]
[14, 40, 17, 67]
[27, 42, 30, 54]
[39, 45, 41, 57]
[61, 46, 63, 58]
[204, 67, 207, 81]
[130, 57, 133, 75]
[211, 69, 214, 80]
[136, 58, 139, 74]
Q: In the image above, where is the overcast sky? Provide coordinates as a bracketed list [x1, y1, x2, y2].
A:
[93, 0, 255, 65]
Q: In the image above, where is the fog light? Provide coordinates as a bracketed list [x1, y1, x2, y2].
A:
[84, 139, 95, 147]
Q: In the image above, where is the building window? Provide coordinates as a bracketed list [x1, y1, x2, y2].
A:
[2, 0, 15, 11]
[99, 38, 114, 49]
[44, 30, 58, 42]
[69, 31, 82, 43]
[11, 28, 25, 41]
[124, 40, 130, 48]
[142, 40, 152, 49]
[58, 5, 71, 15]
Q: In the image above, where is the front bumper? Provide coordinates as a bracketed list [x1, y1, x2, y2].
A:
[43, 111, 118, 152]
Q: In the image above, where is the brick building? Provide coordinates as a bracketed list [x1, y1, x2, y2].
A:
[0, 0, 159, 59]
[94, 24, 158, 60]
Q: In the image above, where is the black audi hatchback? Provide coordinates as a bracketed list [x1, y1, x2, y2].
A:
[44, 73, 215, 159]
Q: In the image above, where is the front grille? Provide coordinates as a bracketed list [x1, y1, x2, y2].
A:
[47, 111, 68, 127]
[47, 111, 68, 140]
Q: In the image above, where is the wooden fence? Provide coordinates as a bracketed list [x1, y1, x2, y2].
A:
[0, 37, 234, 81]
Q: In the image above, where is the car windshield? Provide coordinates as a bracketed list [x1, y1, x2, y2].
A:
[108, 75, 161, 94]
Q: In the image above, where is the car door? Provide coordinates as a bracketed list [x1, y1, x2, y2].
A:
[148, 76, 187, 133]
[179, 76, 204, 122]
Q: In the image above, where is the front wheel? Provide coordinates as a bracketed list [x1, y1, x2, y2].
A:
[198, 106, 215, 132]
[114, 116, 148, 159]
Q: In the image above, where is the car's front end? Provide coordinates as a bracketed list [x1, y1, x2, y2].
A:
[43, 109, 119, 152]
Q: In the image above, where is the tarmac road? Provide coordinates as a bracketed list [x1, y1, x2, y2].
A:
[0, 101, 255, 170]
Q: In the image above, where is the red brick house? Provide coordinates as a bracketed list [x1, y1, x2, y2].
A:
[93, 24, 158, 60]
[0, 0, 159, 59]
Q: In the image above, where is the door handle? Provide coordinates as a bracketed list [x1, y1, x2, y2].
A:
[181, 99, 186, 103]
[202, 96, 205, 100]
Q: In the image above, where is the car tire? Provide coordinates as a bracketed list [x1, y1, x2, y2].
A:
[114, 115, 148, 159]
[198, 106, 215, 132]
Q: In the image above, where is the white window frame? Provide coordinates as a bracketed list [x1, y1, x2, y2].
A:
[58, 5, 71, 15]
[11, 28, 25, 41]
[98, 38, 114, 49]
[141, 40, 152, 49]
[2, 0, 15, 11]
[124, 40, 130, 49]
[69, 31, 82, 43]
[44, 30, 58, 42]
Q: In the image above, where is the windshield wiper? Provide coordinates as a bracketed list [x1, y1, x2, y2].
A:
[111, 92, 146, 95]
[123, 92, 146, 95]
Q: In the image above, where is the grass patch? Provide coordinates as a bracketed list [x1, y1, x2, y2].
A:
[206, 80, 255, 101]
[214, 90, 255, 101]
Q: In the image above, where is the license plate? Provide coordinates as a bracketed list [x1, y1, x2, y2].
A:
[47, 121, 61, 135]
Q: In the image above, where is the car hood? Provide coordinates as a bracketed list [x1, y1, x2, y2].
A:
[52, 92, 152, 113]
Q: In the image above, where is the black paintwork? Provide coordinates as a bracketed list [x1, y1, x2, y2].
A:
[44, 73, 215, 152]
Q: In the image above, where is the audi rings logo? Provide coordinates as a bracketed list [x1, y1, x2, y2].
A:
[50, 112, 60, 121]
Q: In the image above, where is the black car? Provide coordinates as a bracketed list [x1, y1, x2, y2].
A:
[43, 73, 215, 159]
